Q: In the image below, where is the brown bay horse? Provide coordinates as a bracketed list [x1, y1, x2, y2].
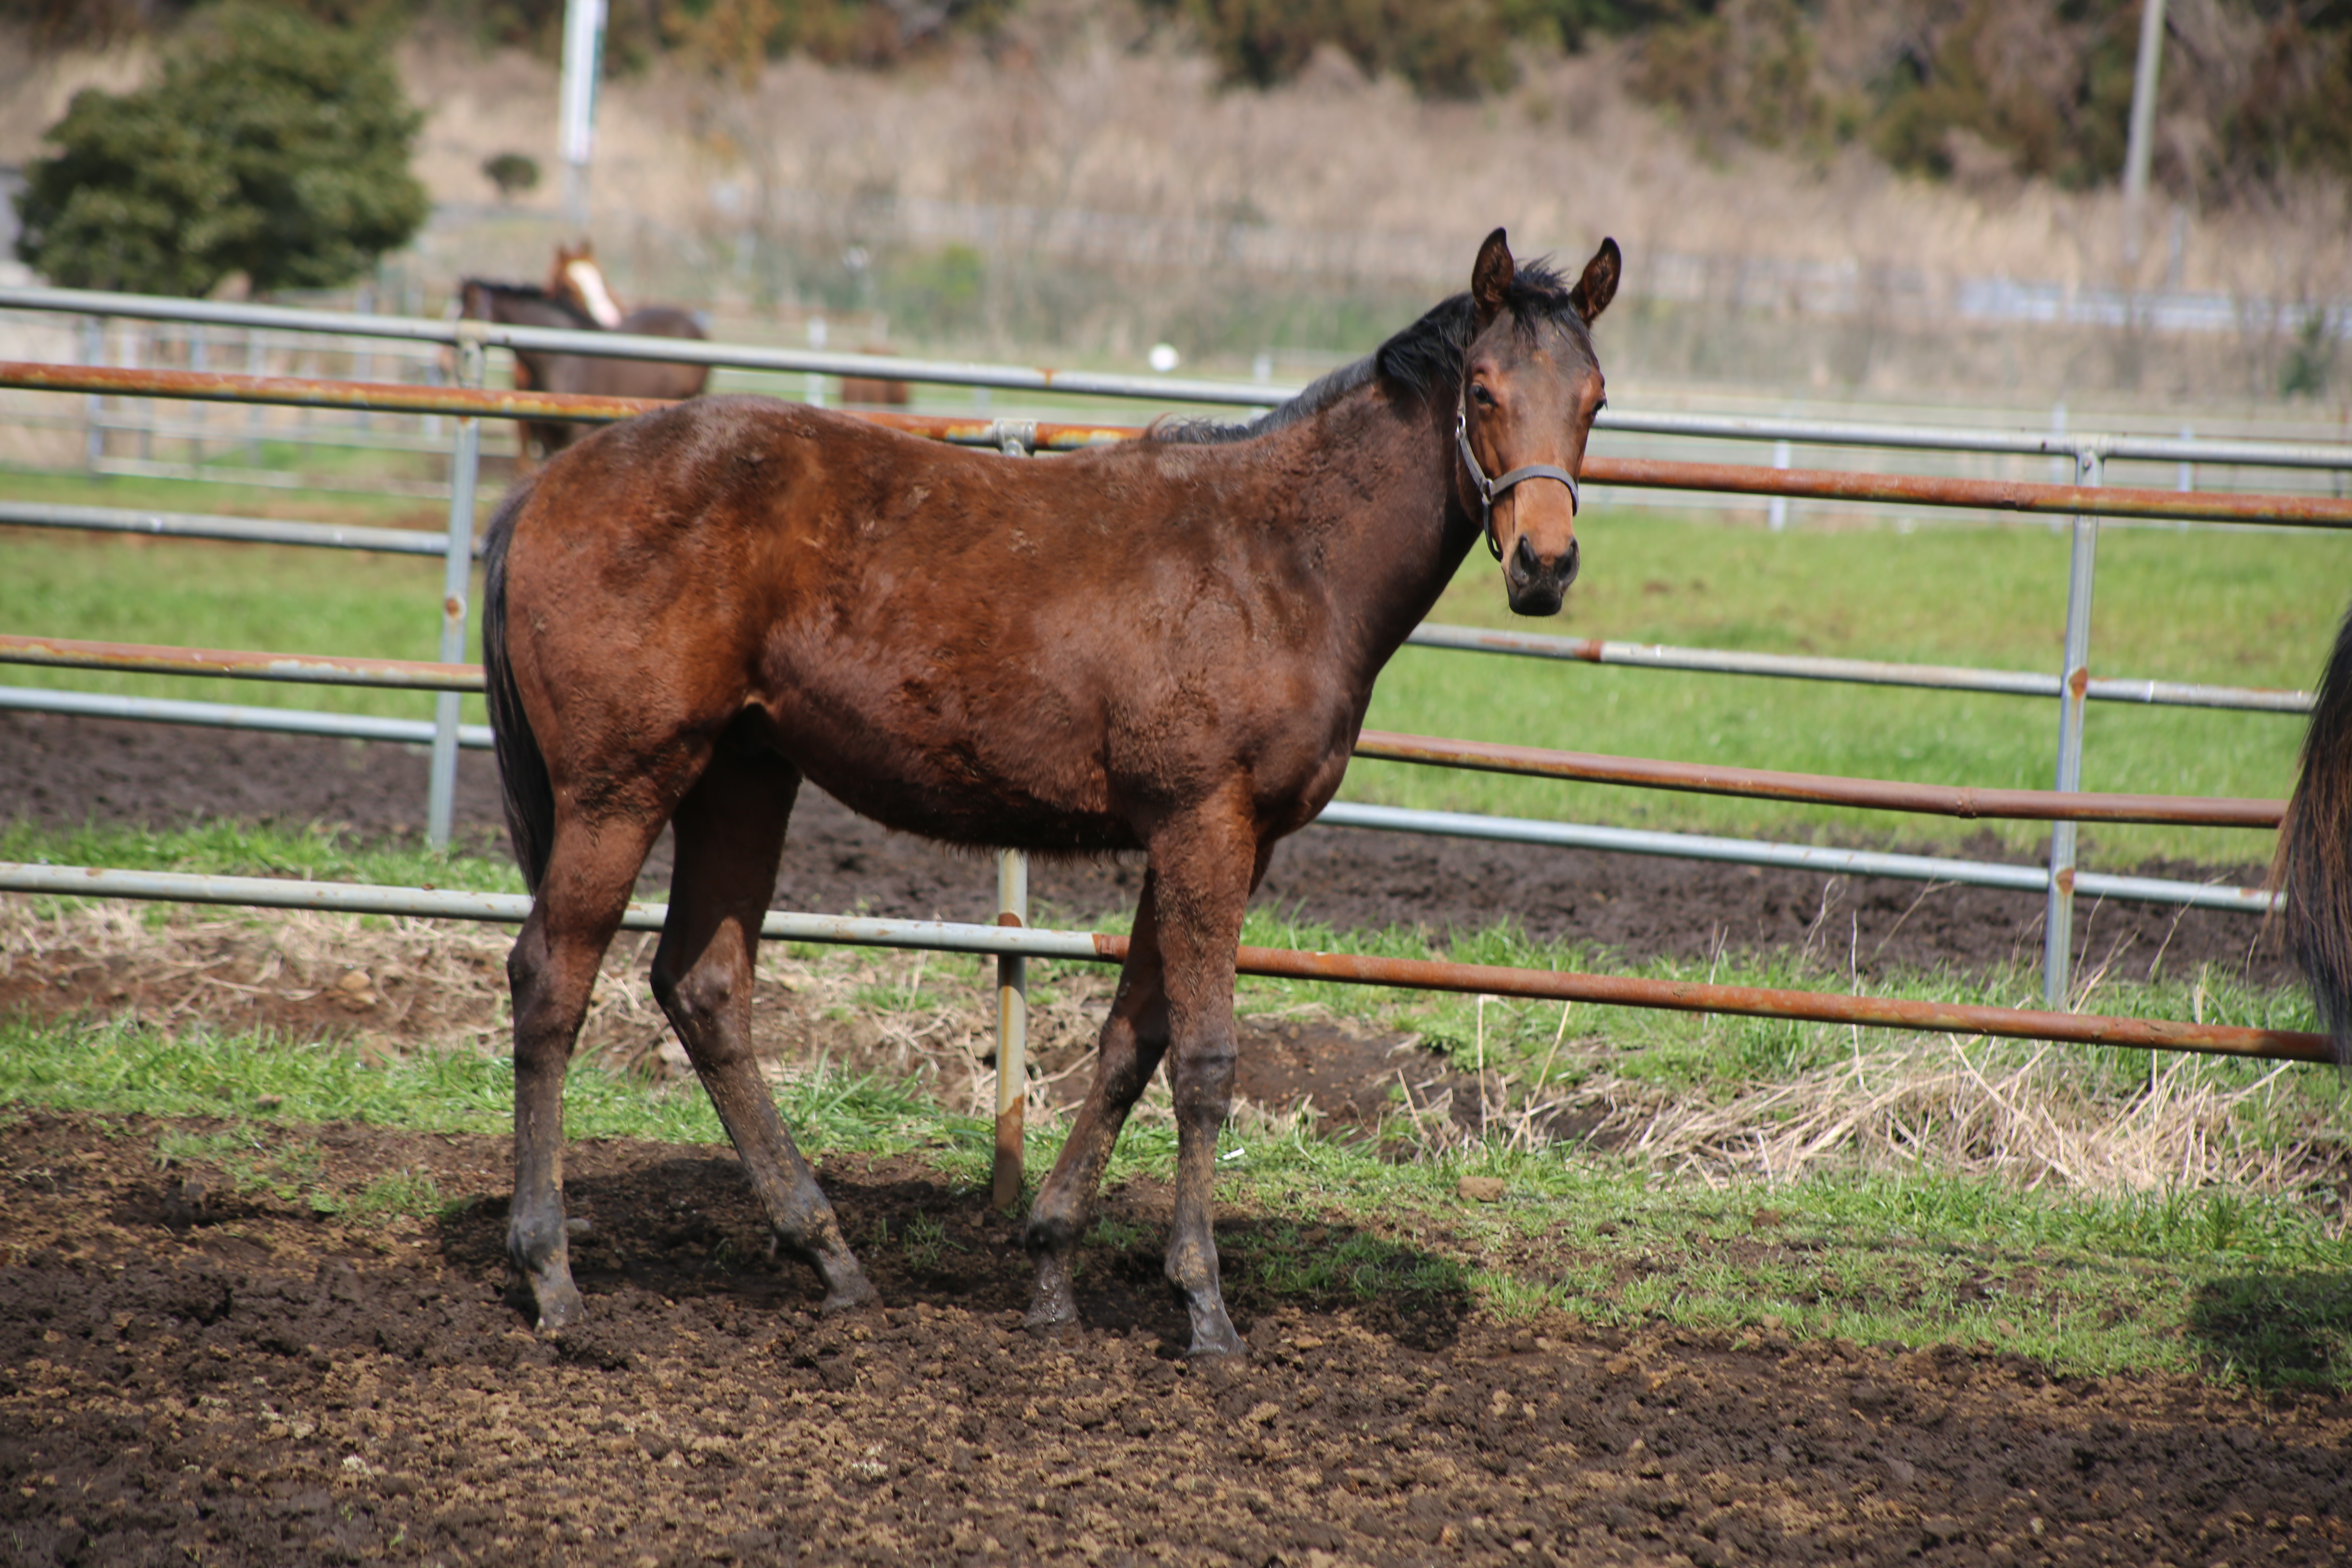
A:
[457, 243, 710, 463]
[482, 229, 1619, 1355]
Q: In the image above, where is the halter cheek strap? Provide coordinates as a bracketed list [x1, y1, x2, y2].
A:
[1456, 389, 1580, 561]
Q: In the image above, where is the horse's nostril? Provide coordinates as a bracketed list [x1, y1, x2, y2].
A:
[1514, 534, 1539, 575]
[1563, 538, 1580, 581]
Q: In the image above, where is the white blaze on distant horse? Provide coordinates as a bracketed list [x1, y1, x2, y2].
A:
[563, 256, 625, 328]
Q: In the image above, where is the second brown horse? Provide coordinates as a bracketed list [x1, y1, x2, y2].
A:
[483, 228, 1619, 1356]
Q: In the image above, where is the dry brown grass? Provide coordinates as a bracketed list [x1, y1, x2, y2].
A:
[1603, 1033, 2318, 1198]
[9, 16, 2342, 312]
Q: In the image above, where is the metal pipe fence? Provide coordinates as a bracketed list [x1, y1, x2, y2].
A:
[4, 284, 2349, 1029]
[0, 860, 2325, 1065]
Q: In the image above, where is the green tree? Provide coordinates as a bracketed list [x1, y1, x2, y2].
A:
[13, 3, 430, 296]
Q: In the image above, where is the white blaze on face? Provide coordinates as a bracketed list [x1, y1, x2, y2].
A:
[564, 258, 624, 328]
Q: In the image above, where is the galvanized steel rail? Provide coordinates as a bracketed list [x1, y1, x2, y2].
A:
[11, 283, 2352, 469]
[1316, 801, 2275, 915]
[0, 634, 2286, 829]
[10, 362, 2352, 528]
[0, 498, 457, 556]
[0, 497, 2307, 715]
[0, 860, 2323, 1063]
[1401, 624, 2312, 714]
[1352, 730, 2284, 829]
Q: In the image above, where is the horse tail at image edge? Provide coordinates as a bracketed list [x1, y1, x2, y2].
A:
[2276, 597, 2352, 1067]
[481, 481, 555, 893]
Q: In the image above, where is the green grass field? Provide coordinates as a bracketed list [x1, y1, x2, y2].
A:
[4, 463, 2338, 866]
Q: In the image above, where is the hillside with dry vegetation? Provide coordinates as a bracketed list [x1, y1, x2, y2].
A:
[3, 2, 2347, 399]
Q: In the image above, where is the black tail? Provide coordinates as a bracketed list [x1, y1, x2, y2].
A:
[2276, 599, 2352, 1065]
[481, 482, 555, 893]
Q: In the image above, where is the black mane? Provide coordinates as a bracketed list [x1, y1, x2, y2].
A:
[1155, 254, 1592, 446]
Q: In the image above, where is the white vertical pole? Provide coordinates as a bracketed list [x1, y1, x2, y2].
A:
[427, 336, 485, 849]
[2122, 0, 2169, 267]
[993, 847, 1030, 1210]
[558, 0, 605, 233]
[2042, 448, 2102, 1009]
[805, 317, 828, 408]
[1768, 439, 1791, 532]
[80, 316, 104, 472]
[991, 423, 1032, 1209]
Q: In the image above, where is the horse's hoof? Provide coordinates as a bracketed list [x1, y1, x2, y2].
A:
[1022, 1301, 1078, 1338]
[1025, 1265, 1079, 1335]
[532, 1278, 586, 1332]
[1183, 1297, 1246, 1360]
[817, 1273, 879, 1317]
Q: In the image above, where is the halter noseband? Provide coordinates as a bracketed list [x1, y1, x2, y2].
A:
[1456, 387, 1580, 561]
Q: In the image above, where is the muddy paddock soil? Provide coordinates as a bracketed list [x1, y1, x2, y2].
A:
[0, 712, 2293, 988]
[4, 1114, 2351, 1567]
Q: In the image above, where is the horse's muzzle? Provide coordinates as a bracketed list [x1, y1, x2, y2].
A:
[1506, 532, 1579, 617]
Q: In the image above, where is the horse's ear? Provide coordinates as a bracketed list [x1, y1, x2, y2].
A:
[1471, 228, 1514, 327]
[1570, 237, 1621, 325]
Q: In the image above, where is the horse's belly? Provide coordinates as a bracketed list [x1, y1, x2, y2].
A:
[802, 759, 1140, 855]
[753, 690, 1136, 854]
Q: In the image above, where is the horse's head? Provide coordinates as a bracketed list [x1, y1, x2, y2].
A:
[1457, 227, 1618, 617]
[549, 239, 624, 329]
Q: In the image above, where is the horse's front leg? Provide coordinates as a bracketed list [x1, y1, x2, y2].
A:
[1025, 882, 1171, 1332]
[1150, 804, 1267, 1359]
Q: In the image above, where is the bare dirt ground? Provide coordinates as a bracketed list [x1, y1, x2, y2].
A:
[5, 1112, 2351, 1568]
[5, 713, 2340, 1566]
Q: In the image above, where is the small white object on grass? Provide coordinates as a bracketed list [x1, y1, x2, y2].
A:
[1148, 343, 1180, 373]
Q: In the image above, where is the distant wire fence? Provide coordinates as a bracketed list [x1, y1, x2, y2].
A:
[9, 282, 2352, 519]
[2, 283, 2350, 1062]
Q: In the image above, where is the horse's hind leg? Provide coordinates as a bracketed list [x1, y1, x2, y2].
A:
[1025, 881, 1172, 1332]
[651, 748, 877, 1314]
[509, 814, 666, 1329]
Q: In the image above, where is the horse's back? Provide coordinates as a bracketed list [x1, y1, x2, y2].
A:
[607, 307, 709, 399]
[619, 306, 706, 342]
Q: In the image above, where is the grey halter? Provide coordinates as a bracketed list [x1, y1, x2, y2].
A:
[1456, 387, 1580, 561]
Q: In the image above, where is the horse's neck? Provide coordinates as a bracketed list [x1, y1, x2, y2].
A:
[1282, 387, 1477, 667]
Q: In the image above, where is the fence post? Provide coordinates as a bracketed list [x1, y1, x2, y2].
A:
[1768, 439, 1791, 532]
[2042, 445, 2103, 1008]
[993, 846, 1030, 1210]
[79, 316, 104, 472]
[427, 332, 486, 849]
[991, 418, 1033, 1209]
[187, 328, 207, 470]
[244, 330, 266, 466]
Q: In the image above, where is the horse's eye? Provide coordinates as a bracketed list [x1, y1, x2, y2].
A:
[1471, 383, 1496, 408]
